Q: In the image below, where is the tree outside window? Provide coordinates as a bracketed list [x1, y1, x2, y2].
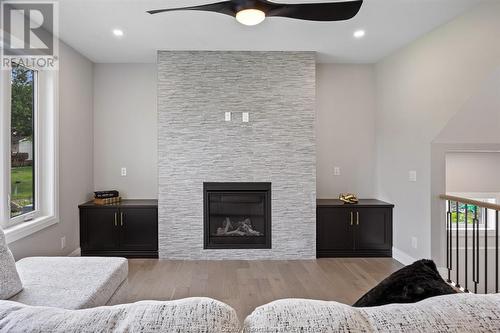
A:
[10, 64, 35, 218]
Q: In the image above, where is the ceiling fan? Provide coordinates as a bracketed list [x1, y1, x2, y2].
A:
[147, 0, 363, 26]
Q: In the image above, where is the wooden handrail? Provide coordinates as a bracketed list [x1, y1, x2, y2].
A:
[439, 194, 500, 211]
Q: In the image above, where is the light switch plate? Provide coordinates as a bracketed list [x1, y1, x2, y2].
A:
[242, 112, 249, 122]
[121, 167, 127, 176]
[409, 170, 417, 182]
[225, 112, 231, 121]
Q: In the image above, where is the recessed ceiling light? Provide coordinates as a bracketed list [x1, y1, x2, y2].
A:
[112, 29, 124, 37]
[353, 29, 365, 39]
[235, 9, 265, 26]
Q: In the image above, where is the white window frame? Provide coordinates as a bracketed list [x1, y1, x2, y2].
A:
[8, 64, 41, 225]
[0, 66, 59, 244]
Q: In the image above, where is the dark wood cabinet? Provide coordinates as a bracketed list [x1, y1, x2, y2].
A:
[85, 208, 120, 251]
[317, 207, 354, 251]
[316, 199, 393, 258]
[79, 200, 158, 258]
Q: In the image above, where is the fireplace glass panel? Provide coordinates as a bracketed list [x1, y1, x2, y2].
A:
[204, 183, 271, 249]
[209, 192, 265, 237]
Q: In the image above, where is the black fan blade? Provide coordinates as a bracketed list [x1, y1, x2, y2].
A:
[265, 0, 363, 21]
[147, 0, 363, 22]
[147, 1, 236, 17]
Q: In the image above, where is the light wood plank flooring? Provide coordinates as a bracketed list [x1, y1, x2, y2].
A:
[127, 258, 402, 321]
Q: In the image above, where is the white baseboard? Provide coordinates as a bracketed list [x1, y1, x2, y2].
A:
[392, 247, 417, 266]
[392, 248, 449, 280]
[68, 247, 81, 257]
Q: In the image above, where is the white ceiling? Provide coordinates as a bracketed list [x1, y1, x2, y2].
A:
[58, 0, 484, 63]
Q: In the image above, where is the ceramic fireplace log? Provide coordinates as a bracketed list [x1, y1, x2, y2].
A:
[215, 217, 262, 236]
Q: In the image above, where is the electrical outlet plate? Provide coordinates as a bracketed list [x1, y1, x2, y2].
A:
[121, 167, 127, 176]
[225, 112, 231, 121]
[409, 170, 417, 182]
[333, 167, 341, 176]
[411, 237, 418, 249]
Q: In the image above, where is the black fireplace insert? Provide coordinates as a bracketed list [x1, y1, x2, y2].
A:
[203, 182, 271, 249]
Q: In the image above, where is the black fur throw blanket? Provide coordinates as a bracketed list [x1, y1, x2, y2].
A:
[353, 259, 457, 307]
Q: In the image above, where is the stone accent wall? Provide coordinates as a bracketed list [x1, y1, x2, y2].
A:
[158, 51, 316, 259]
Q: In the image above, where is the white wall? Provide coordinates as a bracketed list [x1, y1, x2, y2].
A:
[446, 152, 500, 193]
[375, 1, 500, 262]
[316, 64, 376, 199]
[93, 63, 376, 202]
[430, 66, 500, 266]
[93, 64, 157, 199]
[9, 42, 94, 259]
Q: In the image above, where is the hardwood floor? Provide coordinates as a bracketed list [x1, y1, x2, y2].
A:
[127, 258, 402, 321]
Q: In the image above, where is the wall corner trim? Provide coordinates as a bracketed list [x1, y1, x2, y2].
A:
[392, 247, 417, 266]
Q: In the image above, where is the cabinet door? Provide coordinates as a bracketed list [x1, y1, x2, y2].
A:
[83, 208, 120, 250]
[119, 208, 158, 251]
[355, 208, 392, 251]
[317, 207, 354, 251]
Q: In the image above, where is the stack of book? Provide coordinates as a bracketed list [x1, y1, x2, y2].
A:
[93, 190, 121, 205]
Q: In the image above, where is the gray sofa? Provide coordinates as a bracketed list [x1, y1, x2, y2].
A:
[243, 293, 500, 332]
[0, 226, 128, 310]
[10, 256, 128, 309]
[0, 293, 499, 332]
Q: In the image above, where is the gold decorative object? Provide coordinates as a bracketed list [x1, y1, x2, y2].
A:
[339, 193, 358, 204]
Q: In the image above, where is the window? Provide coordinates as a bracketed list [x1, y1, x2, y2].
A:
[10, 64, 37, 220]
[450, 198, 497, 230]
[1, 64, 58, 241]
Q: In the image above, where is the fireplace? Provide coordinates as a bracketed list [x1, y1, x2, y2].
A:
[203, 182, 271, 249]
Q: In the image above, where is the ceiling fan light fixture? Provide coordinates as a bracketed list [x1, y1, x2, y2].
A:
[235, 8, 265, 26]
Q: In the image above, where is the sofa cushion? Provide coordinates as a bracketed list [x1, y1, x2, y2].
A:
[10, 257, 128, 309]
[0, 297, 240, 333]
[0, 227, 23, 300]
[245, 298, 367, 332]
[360, 293, 500, 332]
[243, 293, 500, 332]
[353, 259, 456, 307]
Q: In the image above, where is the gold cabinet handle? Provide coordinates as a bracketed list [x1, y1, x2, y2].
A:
[350, 211, 354, 226]
[114, 212, 118, 226]
[356, 212, 359, 225]
[120, 212, 124, 226]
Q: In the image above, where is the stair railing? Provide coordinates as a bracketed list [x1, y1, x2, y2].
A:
[440, 194, 499, 293]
